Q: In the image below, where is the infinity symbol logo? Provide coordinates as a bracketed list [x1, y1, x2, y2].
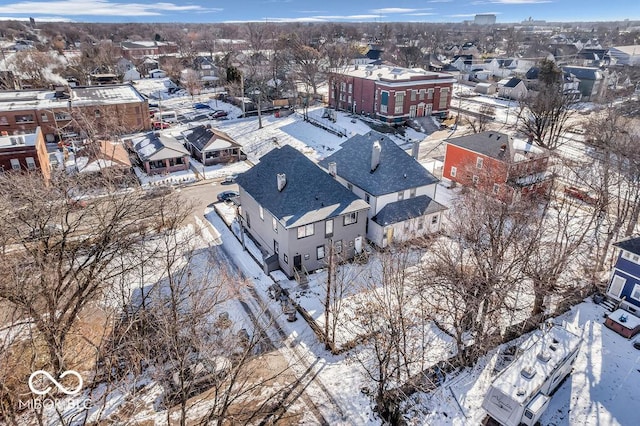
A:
[28, 370, 83, 395]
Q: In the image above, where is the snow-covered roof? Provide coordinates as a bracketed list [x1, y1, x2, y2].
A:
[490, 325, 582, 405]
[333, 64, 454, 84]
[0, 84, 145, 112]
[130, 133, 189, 162]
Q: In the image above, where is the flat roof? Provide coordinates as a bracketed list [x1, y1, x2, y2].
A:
[0, 84, 146, 113]
[491, 325, 581, 405]
[334, 64, 455, 83]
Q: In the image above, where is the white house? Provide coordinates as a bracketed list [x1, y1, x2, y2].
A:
[319, 131, 446, 248]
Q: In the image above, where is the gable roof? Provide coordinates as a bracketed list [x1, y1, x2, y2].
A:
[130, 132, 189, 162]
[318, 131, 439, 196]
[372, 195, 446, 226]
[562, 66, 603, 81]
[236, 145, 369, 228]
[185, 125, 240, 152]
[504, 77, 523, 88]
[613, 237, 640, 256]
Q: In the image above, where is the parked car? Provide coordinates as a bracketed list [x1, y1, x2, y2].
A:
[222, 174, 237, 184]
[193, 102, 212, 110]
[26, 224, 63, 241]
[564, 186, 597, 205]
[153, 121, 171, 130]
[217, 190, 239, 203]
[210, 110, 228, 119]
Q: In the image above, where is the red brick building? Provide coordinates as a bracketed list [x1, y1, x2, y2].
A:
[443, 131, 552, 202]
[0, 85, 151, 143]
[120, 41, 179, 60]
[328, 64, 455, 123]
[0, 127, 51, 181]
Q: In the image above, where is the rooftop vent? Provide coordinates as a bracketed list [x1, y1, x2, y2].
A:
[537, 351, 551, 363]
[521, 366, 536, 380]
[328, 161, 337, 176]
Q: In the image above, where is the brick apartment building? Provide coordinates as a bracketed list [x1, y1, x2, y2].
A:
[120, 41, 179, 60]
[0, 84, 151, 143]
[328, 64, 455, 123]
[0, 127, 51, 180]
[443, 131, 552, 202]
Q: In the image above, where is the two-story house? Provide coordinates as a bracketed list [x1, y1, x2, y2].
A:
[236, 145, 369, 278]
[328, 64, 455, 122]
[607, 237, 640, 316]
[319, 131, 446, 248]
[604, 237, 640, 338]
[443, 131, 552, 202]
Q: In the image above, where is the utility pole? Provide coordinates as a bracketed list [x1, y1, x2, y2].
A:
[240, 73, 245, 117]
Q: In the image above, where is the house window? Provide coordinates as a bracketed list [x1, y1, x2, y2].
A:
[450, 166, 457, 177]
[632, 284, 640, 302]
[26, 157, 36, 170]
[431, 215, 439, 225]
[10, 159, 20, 170]
[633, 255, 640, 263]
[419, 89, 425, 100]
[15, 114, 34, 123]
[0, 116, 8, 125]
[348, 83, 352, 94]
[297, 223, 314, 239]
[54, 112, 71, 121]
[427, 88, 434, 100]
[272, 216, 278, 233]
[283, 254, 288, 264]
[348, 95, 352, 104]
[246, 212, 251, 228]
[380, 91, 389, 113]
[344, 212, 358, 226]
[472, 175, 479, 184]
[347, 183, 353, 191]
[395, 92, 404, 114]
[476, 157, 483, 169]
[325, 219, 333, 237]
[40, 113, 49, 122]
[340, 82, 346, 92]
[410, 188, 416, 198]
[398, 191, 404, 201]
[317, 245, 325, 260]
[304, 253, 310, 260]
[411, 90, 417, 101]
[334, 240, 343, 254]
[365, 193, 370, 203]
[259, 205, 264, 220]
[439, 87, 449, 110]
[274, 240, 279, 254]
[493, 184, 500, 194]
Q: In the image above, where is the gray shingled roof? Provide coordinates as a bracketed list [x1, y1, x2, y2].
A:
[236, 145, 369, 229]
[446, 131, 513, 161]
[372, 195, 446, 226]
[130, 133, 189, 162]
[613, 237, 640, 256]
[562, 66, 603, 81]
[318, 131, 439, 196]
[185, 125, 239, 152]
[504, 77, 522, 88]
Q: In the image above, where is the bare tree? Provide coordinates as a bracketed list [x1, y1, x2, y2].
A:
[7, 50, 56, 88]
[517, 59, 577, 151]
[181, 68, 202, 100]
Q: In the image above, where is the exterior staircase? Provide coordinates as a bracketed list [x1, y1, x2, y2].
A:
[600, 296, 618, 312]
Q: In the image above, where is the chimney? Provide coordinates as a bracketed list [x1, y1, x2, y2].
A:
[277, 173, 287, 191]
[411, 140, 420, 159]
[328, 161, 337, 176]
[371, 141, 381, 172]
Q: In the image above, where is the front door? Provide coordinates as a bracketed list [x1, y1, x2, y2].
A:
[417, 103, 424, 117]
[293, 254, 302, 271]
